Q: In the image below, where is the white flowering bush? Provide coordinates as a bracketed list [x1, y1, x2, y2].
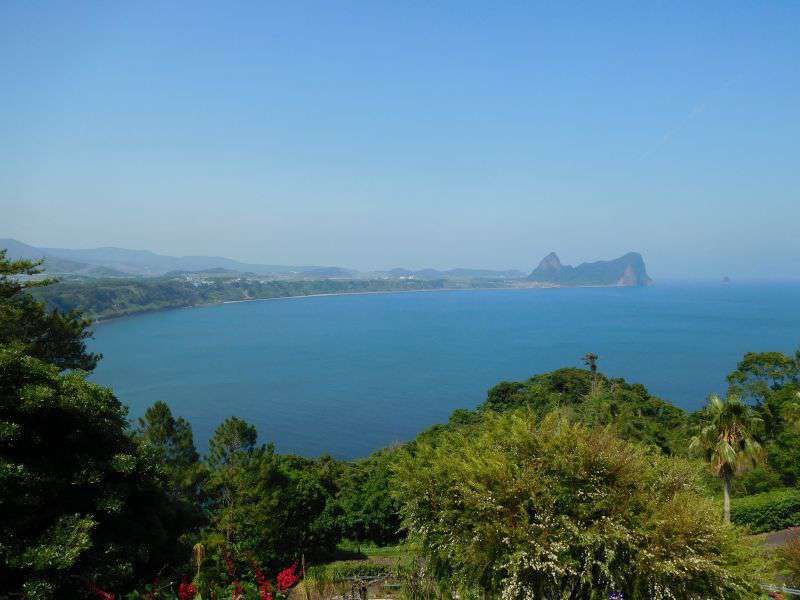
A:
[392, 412, 764, 599]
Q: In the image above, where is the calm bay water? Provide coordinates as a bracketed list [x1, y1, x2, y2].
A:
[90, 282, 800, 459]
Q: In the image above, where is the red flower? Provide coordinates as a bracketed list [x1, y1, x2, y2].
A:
[259, 579, 273, 600]
[276, 562, 300, 592]
[179, 578, 198, 600]
[249, 561, 273, 600]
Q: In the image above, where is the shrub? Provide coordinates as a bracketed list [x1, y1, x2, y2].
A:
[307, 560, 390, 581]
[733, 465, 784, 496]
[730, 488, 800, 533]
[393, 411, 763, 599]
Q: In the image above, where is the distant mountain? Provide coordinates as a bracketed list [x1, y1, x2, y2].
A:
[0, 238, 125, 276]
[0, 239, 343, 278]
[0, 238, 528, 281]
[527, 252, 652, 287]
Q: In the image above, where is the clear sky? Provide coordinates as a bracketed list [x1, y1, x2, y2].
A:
[2, 2, 798, 278]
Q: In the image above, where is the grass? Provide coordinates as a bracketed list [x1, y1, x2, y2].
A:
[335, 539, 409, 560]
[296, 544, 412, 600]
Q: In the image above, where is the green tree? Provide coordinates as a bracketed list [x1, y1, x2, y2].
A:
[393, 411, 762, 599]
[0, 250, 99, 371]
[582, 352, 599, 373]
[477, 368, 687, 454]
[727, 350, 800, 436]
[136, 401, 207, 553]
[727, 350, 800, 400]
[203, 417, 264, 556]
[337, 448, 403, 545]
[721, 351, 800, 488]
[138, 401, 200, 470]
[202, 418, 340, 573]
[137, 401, 205, 500]
[208, 416, 258, 468]
[0, 348, 178, 598]
[690, 394, 763, 523]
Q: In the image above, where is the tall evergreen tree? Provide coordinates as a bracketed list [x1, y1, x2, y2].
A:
[0, 250, 99, 371]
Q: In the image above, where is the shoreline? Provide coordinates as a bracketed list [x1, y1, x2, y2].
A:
[90, 280, 646, 325]
[91, 283, 556, 324]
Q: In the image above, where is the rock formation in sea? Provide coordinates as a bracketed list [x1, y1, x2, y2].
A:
[527, 252, 652, 287]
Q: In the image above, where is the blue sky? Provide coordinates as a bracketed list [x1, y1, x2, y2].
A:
[2, 2, 798, 277]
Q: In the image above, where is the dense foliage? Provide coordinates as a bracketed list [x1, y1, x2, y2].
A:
[393, 411, 762, 599]
[730, 489, 800, 534]
[0, 253, 173, 598]
[727, 351, 800, 487]
[415, 367, 689, 456]
[0, 348, 180, 598]
[201, 417, 341, 572]
[0, 250, 99, 370]
[335, 448, 404, 545]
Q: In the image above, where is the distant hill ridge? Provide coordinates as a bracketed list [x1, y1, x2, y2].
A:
[1, 238, 651, 286]
[527, 252, 652, 286]
[0, 238, 527, 280]
[0, 238, 351, 278]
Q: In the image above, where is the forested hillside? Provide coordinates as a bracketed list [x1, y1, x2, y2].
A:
[32, 277, 465, 320]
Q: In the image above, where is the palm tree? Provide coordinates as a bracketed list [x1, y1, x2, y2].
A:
[690, 393, 763, 523]
[582, 352, 598, 374]
[582, 352, 601, 396]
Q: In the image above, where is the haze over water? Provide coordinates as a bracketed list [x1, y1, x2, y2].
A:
[90, 281, 800, 459]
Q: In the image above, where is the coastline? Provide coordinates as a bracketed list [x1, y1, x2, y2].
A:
[90, 280, 635, 324]
[92, 285, 507, 324]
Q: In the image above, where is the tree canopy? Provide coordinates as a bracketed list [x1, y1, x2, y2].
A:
[0, 250, 99, 371]
[0, 348, 178, 598]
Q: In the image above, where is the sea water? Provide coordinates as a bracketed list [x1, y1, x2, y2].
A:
[90, 281, 800, 458]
